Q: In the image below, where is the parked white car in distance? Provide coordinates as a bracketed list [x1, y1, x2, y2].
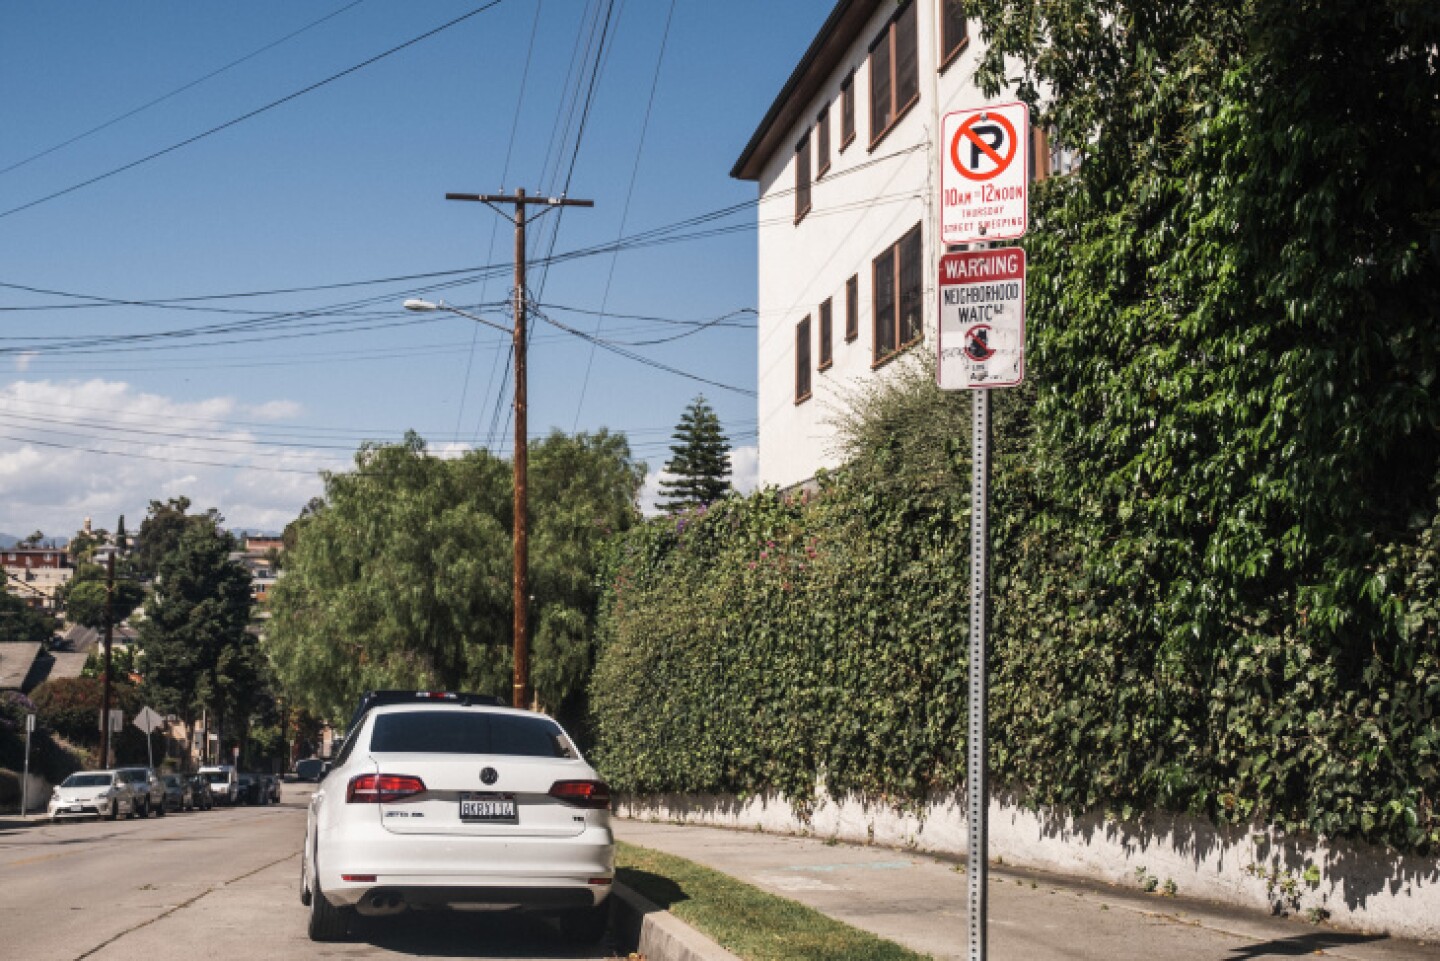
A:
[300, 694, 614, 943]
[198, 765, 239, 805]
[48, 770, 134, 821]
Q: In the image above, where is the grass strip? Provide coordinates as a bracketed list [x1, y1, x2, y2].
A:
[615, 840, 931, 961]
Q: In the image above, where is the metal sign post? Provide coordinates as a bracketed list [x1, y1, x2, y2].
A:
[939, 100, 1030, 961]
[966, 388, 990, 961]
[21, 713, 34, 817]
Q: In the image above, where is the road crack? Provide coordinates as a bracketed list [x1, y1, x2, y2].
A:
[72, 851, 296, 961]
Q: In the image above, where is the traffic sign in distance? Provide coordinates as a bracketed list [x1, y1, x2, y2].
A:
[940, 102, 1029, 245]
[938, 248, 1025, 390]
[133, 706, 164, 732]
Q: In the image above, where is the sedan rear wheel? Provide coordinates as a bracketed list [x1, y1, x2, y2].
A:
[306, 857, 350, 942]
[299, 850, 312, 906]
[156, 799, 167, 817]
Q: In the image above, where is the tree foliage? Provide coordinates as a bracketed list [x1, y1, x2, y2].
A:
[138, 519, 259, 744]
[590, 0, 1440, 853]
[62, 561, 145, 631]
[658, 396, 732, 513]
[133, 496, 224, 578]
[266, 430, 642, 728]
[0, 588, 54, 643]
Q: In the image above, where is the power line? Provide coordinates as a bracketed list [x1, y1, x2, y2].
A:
[0, 0, 368, 179]
[0, 0, 511, 222]
[573, 0, 676, 428]
[533, 306, 754, 397]
[454, 0, 545, 443]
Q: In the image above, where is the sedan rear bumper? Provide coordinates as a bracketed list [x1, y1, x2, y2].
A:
[317, 822, 614, 908]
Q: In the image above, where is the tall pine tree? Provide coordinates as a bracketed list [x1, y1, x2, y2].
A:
[657, 396, 731, 513]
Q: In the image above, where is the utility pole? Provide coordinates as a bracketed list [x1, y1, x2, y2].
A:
[99, 549, 115, 768]
[443, 188, 593, 710]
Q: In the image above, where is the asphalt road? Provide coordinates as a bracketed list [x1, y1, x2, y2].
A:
[0, 785, 622, 961]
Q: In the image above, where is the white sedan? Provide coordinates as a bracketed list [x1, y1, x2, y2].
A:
[300, 697, 614, 943]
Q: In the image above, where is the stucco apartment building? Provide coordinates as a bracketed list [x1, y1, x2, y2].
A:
[733, 0, 1073, 489]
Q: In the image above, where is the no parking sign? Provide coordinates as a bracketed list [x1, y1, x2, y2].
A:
[940, 102, 1029, 245]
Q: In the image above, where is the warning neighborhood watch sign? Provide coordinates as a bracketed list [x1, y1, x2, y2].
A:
[937, 248, 1026, 390]
[940, 101, 1029, 245]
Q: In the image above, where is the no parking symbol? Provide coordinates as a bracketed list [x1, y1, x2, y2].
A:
[940, 102, 1029, 244]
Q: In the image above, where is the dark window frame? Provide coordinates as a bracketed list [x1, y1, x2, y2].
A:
[939, 0, 969, 73]
[839, 72, 856, 150]
[795, 133, 812, 223]
[818, 298, 834, 370]
[816, 104, 831, 178]
[845, 274, 859, 342]
[796, 316, 813, 403]
[871, 222, 924, 368]
[868, 0, 919, 150]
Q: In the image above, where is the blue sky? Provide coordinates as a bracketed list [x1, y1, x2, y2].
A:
[0, 0, 830, 534]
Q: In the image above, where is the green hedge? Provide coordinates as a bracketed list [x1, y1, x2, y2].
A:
[591, 417, 1440, 852]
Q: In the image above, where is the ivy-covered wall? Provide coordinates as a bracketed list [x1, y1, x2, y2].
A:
[591, 416, 1440, 854]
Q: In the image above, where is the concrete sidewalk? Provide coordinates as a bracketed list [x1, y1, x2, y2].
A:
[615, 819, 1440, 961]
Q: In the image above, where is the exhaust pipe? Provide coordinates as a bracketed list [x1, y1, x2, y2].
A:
[358, 891, 407, 916]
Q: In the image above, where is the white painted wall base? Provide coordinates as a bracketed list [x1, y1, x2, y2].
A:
[617, 790, 1440, 942]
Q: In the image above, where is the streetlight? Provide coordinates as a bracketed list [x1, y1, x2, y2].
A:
[404, 296, 532, 709]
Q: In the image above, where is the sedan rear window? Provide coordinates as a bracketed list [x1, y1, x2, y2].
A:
[369, 711, 575, 758]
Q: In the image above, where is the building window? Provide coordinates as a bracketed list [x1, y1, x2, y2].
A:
[869, 0, 918, 148]
[845, 274, 859, 342]
[840, 72, 855, 150]
[940, 0, 968, 71]
[818, 298, 833, 370]
[795, 133, 812, 222]
[816, 104, 831, 178]
[872, 223, 923, 366]
[796, 316, 812, 402]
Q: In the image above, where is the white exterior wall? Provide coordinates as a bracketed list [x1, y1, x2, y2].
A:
[754, 6, 992, 489]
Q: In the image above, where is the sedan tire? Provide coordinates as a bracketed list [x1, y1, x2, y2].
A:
[298, 851, 312, 906]
[306, 860, 350, 942]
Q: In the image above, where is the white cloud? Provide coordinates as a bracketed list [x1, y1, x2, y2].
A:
[729, 444, 759, 495]
[243, 399, 302, 421]
[638, 444, 759, 517]
[13, 352, 37, 372]
[0, 379, 333, 536]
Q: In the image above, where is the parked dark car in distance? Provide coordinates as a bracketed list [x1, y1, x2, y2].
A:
[293, 758, 324, 782]
[185, 774, 214, 810]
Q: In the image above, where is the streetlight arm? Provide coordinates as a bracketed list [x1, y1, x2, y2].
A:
[404, 298, 511, 334]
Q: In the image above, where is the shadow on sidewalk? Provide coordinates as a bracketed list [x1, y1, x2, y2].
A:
[1225, 931, 1386, 958]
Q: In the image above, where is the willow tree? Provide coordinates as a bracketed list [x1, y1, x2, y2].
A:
[267, 430, 642, 729]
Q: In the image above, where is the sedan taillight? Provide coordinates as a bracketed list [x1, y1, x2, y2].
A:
[548, 780, 611, 809]
[346, 774, 426, 803]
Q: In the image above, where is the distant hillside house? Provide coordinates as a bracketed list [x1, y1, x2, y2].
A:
[2, 549, 73, 612]
[733, 0, 1075, 489]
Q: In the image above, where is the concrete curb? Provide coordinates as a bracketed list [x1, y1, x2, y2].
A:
[612, 883, 742, 961]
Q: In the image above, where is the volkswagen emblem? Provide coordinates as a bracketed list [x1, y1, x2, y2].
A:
[480, 767, 498, 785]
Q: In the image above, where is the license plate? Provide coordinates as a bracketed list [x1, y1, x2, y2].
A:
[68, 806, 83, 813]
[459, 794, 516, 823]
